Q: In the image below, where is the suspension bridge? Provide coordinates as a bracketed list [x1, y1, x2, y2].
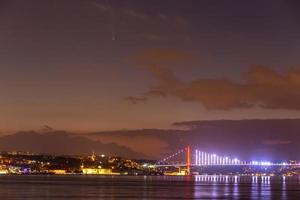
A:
[154, 145, 300, 175]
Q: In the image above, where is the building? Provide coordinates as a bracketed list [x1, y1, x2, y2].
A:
[82, 168, 119, 175]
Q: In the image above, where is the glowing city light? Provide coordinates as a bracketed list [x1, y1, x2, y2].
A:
[233, 158, 238, 164]
[157, 147, 299, 168]
[260, 161, 271, 166]
[195, 150, 198, 165]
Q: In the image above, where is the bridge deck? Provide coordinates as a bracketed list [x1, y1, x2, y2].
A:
[154, 164, 300, 167]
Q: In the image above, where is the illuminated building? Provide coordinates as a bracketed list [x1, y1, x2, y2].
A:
[48, 169, 67, 174]
[82, 168, 119, 175]
[0, 169, 8, 174]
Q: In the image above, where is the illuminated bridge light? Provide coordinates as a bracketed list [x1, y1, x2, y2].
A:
[207, 154, 210, 165]
[199, 151, 202, 165]
[213, 154, 216, 165]
[200, 151, 202, 165]
[252, 161, 258, 165]
[206, 153, 209, 165]
[220, 156, 223, 165]
[201, 151, 203, 165]
[233, 158, 239, 165]
[195, 149, 198, 165]
[158, 148, 290, 168]
[261, 161, 271, 166]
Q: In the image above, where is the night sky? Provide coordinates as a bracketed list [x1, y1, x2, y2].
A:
[1, 0, 300, 159]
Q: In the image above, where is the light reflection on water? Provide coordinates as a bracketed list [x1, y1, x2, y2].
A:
[0, 175, 299, 199]
[194, 175, 273, 184]
[193, 175, 297, 199]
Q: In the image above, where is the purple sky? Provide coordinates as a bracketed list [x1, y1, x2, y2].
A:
[0, 0, 300, 158]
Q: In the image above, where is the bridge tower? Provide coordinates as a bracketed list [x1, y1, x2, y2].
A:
[187, 145, 191, 175]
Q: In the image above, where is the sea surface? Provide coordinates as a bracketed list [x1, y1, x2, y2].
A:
[0, 175, 300, 199]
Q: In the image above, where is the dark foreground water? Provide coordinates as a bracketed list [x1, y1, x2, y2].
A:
[0, 175, 300, 199]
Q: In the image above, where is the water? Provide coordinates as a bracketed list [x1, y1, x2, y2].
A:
[0, 175, 300, 199]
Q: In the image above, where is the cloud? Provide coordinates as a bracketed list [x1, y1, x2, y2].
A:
[135, 48, 193, 64]
[158, 13, 168, 21]
[144, 90, 167, 97]
[134, 48, 193, 93]
[142, 33, 166, 41]
[123, 8, 147, 20]
[89, 129, 171, 158]
[90, 1, 111, 12]
[91, 2, 147, 20]
[90, 119, 300, 160]
[175, 16, 189, 26]
[89, 129, 185, 158]
[41, 125, 54, 132]
[157, 14, 189, 27]
[133, 49, 300, 110]
[261, 139, 291, 145]
[90, 2, 191, 42]
[124, 96, 148, 104]
[172, 66, 300, 110]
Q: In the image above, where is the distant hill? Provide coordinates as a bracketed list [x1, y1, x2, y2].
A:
[0, 131, 145, 158]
